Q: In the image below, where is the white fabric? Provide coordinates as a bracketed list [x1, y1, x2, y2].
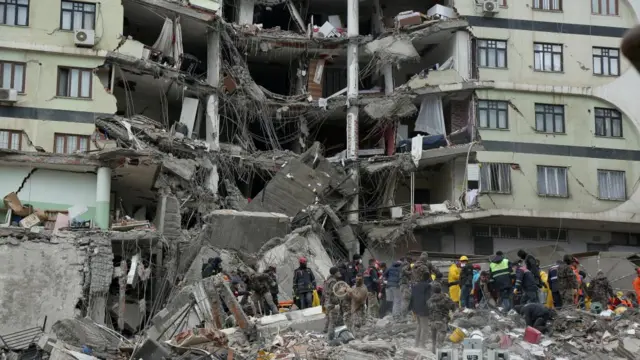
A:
[173, 17, 184, 69]
[152, 18, 174, 55]
[415, 95, 445, 135]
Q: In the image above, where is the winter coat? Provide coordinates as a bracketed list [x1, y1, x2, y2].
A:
[459, 265, 474, 287]
[247, 272, 271, 294]
[363, 266, 379, 293]
[265, 270, 278, 295]
[590, 273, 614, 304]
[548, 265, 559, 292]
[523, 254, 542, 286]
[323, 276, 340, 306]
[557, 263, 578, 291]
[293, 266, 316, 294]
[384, 262, 402, 288]
[489, 255, 512, 291]
[399, 262, 413, 285]
[515, 266, 538, 292]
[412, 252, 443, 284]
[346, 261, 362, 286]
[350, 282, 368, 311]
[427, 293, 457, 323]
[409, 280, 432, 316]
[518, 303, 552, 327]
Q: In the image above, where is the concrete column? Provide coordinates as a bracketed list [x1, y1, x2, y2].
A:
[206, 20, 222, 196]
[346, 0, 360, 258]
[95, 167, 111, 230]
[237, 0, 255, 25]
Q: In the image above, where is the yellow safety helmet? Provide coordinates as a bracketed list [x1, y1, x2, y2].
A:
[411, 263, 415, 268]
[617, 291, 624, 298]
[460, 256, 469, 261]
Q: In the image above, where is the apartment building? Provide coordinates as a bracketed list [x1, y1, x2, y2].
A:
[436, 0, 640, 255]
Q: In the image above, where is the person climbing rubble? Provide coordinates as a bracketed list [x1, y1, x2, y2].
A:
[363, 258, 380, 319]
[347, 274, 368, 332]
[412, 252, 443, 286]
[384, 260, 402, 319]
[447, 259, 461, 305]
[426, 284, 457, 354]
[409, 271, 433, 348]
[517, 249, 542, 288]
[459, 256, 474, 309]
[264, 265, 279, 315]
[202, 257, 223, 279]
[514, 303, 556, 334]
[293, 257, 316, 310]
[513, 262, 539, 304]
[242, 266, 279, 316]
[557, 255, 579, 308]
[633, 268, 640, 305]
[489, 251, 513, 311]
[399, 257, 413, 317]
[323, 267, 341, 340]
[588, 271, 614, 309]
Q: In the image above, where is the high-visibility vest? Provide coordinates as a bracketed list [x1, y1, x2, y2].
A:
[490, 259, 511, 279]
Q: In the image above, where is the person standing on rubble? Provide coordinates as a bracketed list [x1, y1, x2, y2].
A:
[378, 262, 388, 317]
[447, 259, 461, 305]
[513, 263, 539, 304]
[202, 257, 223, 278]
[264, 265, 279, 315]
[589, 271, 614, 308]
[384, 260, 402, 319]
[557, 255, 579, 308]
[517, 250, 542, 288]
[426, 284, 457, 354]
[459, 256, 474, 308]
[412, 252, 443, 285]
[633, 268, 640, 306]
[347, 254, 363, 286]
[548, 260, 562, 308]
[323, 267, 341, 340]
[244, 266, 279, 316]
[363, 258, 380, 318]
[293, 257, 317, 310]
[399, 257, 413, 317]
[489, 251, 513, 311]
[409, 271, 433, 348]
[348, 274, 368, 331]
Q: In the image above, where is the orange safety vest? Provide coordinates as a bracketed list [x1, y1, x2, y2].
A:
[572, 266, 582, 297]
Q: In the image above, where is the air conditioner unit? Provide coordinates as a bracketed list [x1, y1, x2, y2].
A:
[482, 0, 499, 15]
[74, 29, 95, 47]
[0, 88, 18, 104]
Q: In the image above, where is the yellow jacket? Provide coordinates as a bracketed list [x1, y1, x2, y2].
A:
[448, 263, 461, 303]
[540, 271, 554, 308]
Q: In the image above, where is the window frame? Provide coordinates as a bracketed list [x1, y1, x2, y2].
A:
[592, 47, 620, 76]
[0, 0, 30, 26]
[591, 0, 618, 15]
[56, 66, 93, 99]
[60, 0, 96, 31]
[54, 133, 90, 154]
[477, 100, 509, 130]
[534, 103, 565, 134]
[0, 129, 22, 150]
[479, 163, 512, 194]
[532, 0, 562, 11]
[0, 60, 26, 93]
[477, 39, 508, 69]
[537, 165, 569, 198]
[594, 107, 623, 138]
[597, 169, 626, 201]
[533, 42, 563, 72]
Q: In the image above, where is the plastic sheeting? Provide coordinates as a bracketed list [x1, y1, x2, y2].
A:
[415, 95, 446, 135]
[151, 17, 184, 69]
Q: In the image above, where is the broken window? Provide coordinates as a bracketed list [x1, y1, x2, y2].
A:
[597, 169, 626, 201]
[60, 1, 95, 30]
[534, 43, 563, 72]
[0, 129, 21, 150]
[537, 166, 568, 197]
[535, 104, 564, 134]
[533, 0, 562, 11]
[592, 47, 620, 76]
[479, 163, 511, 194]
[477, 39, 507, 69]
[54, 133, 90, 154]
[477, 100, 508, 129]
[57, 67, 92, 98]
[592, 0, 617, 15]
[0, 0, 28, 26]
[0, 61, 25, 92]
[595, 108, 622, 137]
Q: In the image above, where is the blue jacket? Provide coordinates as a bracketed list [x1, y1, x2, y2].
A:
[515, 266, 538, 292]
[548, 265, 559, 292]
[384, 262, 402, 288]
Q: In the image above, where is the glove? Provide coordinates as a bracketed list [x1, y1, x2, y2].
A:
[513, 289, 519, 295]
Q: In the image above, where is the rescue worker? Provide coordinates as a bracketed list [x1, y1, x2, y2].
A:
[363, 258, 380, 318]
[378, 262, 388, 317]
[346, 254, 363, 286]
[243, 268, 279, 315]
[293, 257, 317, 309]
[589, 271, 614, 307]
[548, 260, 562, 308]
[489, 251, 513, 311]
[384, 260, 402, 319]
[539, 268, 553, 308]
[264, 265, 279, 314]
[323, 267, 341, 339]
[517, 249, 542, 287]
[473, 271, 492, 308]
[633, 268, 640, 305]
[348, 275, 368, 331]
[514, 263, 539, 304]
[412, 252, 443, 285]
[571, 259, 584, 306]
[513, 304, 556, 334]
[459, 256, 474, 308]
[202, 257, 223, 278]
[448, 259, 461, 304]
[557, 255, 579, 308]
[399, 257, 413, 317]
[426, 285, 457, 354]
[409, 272, 432, 348]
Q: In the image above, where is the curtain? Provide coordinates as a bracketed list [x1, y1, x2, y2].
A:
[415, 95, 445, 135]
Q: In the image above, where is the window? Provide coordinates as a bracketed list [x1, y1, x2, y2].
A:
[479, 163, 511, 194]
[595, 108, 622, 137]
[534, 43, 563, 72]
[472, 225, 568, 241]
[0, 61, 25, 93]
[478, 100, 508, 129]
[533, 0, 561, 11]
[54, 133, 89, 154]
[0, 129, 21, 150]
[60, 1, 95, 30]
[537, 166, 568, 197]
[477, 39, 507, 69]
[592, 0, 618, 15]
[535, 104, 565, 133]
[592, 47, 620, 76]
[0, 0, 29, 26]
[597, 170, 626, 200]
[57, 67, 92, 98]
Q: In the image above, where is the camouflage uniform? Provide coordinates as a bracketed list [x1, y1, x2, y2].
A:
[349, 280, 368, 331]
[247, 272, 279, 315]
[412, 252, 443, 285]
[323, 275, 341, 339]
[367, 292, 379, 319]
[399, 261, 413, 316]
[427, 292, 457, 354]
[557, 263, 578, 308]
[590, 272, 614, 306]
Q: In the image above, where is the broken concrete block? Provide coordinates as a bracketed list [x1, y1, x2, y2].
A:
[51, 318, 122, 353]
[365, 36, 419, 63]
[131, 339, 172, 360]
[162, 157, 197, 181]
[403, 347, 434, 360]
[202, 210, 289, 253]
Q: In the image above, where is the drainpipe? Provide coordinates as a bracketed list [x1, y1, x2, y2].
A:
[95, 167, 112, 230]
